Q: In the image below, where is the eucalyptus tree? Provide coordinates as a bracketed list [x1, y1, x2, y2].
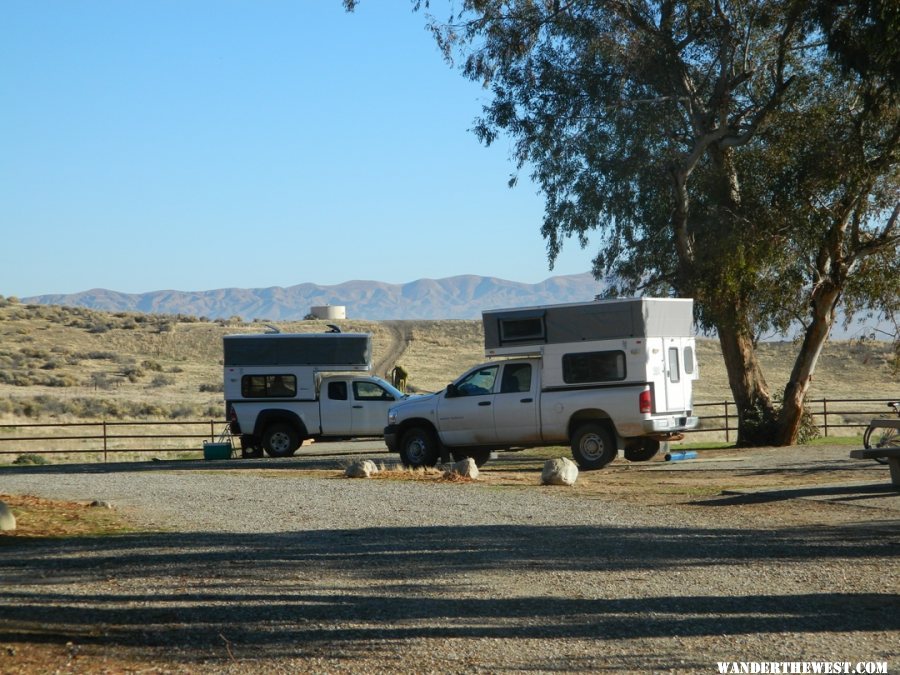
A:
[346, 0, 900, 444]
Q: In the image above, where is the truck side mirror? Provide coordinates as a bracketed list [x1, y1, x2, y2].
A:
[446, 383, 458, 398]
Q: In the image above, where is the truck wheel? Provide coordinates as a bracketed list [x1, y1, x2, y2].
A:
[399, 426, 439, 468]
[571, 423, 616, 470]
[624, 438, 660, 462]
[262, 423, 300, 458]
[450, 449, 492, 467]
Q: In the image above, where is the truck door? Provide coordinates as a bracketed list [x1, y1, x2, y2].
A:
[320, 380, 353, 434]
[493, 362, 540, 443]
[663, 338, 690, 412]
[350, 380, 400, 436]
[437, 364, 499, 446]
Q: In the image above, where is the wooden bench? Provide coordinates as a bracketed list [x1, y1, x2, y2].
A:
[850, 447, 900, 488]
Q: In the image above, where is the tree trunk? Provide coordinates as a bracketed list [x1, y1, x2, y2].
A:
[716, 309, 777, 446]
[774, 285, 842, 445]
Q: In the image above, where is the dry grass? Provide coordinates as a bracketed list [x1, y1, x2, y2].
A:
[0, 299, 896, 428]
[0, 493, 137, 539]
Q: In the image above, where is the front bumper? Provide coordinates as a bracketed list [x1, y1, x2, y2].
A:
[384, 424, 400, 453]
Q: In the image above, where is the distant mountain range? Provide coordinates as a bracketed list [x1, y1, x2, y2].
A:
[24, 273, 604, 321]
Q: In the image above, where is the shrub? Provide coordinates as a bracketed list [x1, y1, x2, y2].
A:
[150, 375, 175, 388]
[88, 322, 110, 334]
[12, 454, 49, 465]
[121, 366, 144, 382]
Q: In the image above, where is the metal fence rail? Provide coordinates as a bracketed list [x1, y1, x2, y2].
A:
[0, 420, 227, 462]
[0, 396, 897, 461]
[688, 397, 899, 443]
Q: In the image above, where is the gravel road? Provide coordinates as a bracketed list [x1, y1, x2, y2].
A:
[1, 445, 898, 673]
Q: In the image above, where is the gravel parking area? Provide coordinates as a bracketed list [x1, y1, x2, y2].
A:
[1, 443, 898, 673]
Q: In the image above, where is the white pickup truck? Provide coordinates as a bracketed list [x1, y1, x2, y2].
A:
[384, 298, 699, 470]
[224, 331, 406, 457]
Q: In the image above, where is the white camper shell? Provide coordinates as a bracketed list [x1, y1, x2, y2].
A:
[224, 332, 405, 457]
[383, 298, 699, 471]
[483, 297, 698, 421]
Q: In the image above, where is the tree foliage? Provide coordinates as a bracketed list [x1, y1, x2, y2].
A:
[346, 0, 900, 444]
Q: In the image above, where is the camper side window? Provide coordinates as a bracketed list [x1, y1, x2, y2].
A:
[499, 316, 545, 343]
[562, 351, 626, 384]
[241, 375, 297, 398]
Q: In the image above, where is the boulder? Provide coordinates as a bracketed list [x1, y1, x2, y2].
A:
[0, 501, 16, 531]
[452, 457, 479, 479]
[541, 457, 579, 486]
[345, 459, 379, 478]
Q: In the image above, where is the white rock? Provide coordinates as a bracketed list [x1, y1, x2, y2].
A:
[345, 459, 379, 478]
[541, 457, 579, 486]
[452, 457, 479, 479]
[0, 501, 16, 531]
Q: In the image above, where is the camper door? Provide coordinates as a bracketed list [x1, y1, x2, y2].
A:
[662, 338, 695, 412]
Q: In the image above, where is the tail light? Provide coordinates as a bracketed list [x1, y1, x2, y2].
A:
[228, 406, 241, 434]
[639, 389, 652, 414]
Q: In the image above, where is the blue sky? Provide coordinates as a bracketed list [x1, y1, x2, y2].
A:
[1, 1, 596, 298]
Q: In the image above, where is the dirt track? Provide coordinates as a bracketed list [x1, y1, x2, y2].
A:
[371, 321, 412, 380]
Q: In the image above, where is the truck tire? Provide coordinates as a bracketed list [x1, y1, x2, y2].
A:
[262, 423, 300, 458]
[399, 426, 440, 468]
[571, 422, 617, 470]
[450, 449, 492, 467]
[624, 438, 660, 462]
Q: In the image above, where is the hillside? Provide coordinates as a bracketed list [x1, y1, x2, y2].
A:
[0, 299, 897, 428]
[22, 273, 604, 321]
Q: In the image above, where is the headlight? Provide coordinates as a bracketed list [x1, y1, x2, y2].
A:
[388, 409, 397, 425]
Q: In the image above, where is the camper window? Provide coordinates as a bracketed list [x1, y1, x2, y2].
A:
[562, 351, 626, 384]
[668, 347, 681, 383]
[499, 316, 545, 343]
[241, 374, 297, 398]
[684, 346, 695, 375]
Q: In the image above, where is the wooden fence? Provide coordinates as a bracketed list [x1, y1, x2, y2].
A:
[0, 397, 896, 461]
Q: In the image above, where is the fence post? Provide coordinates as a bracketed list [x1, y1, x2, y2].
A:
[724, 400, 730, 443]
[823, 398, 828, 437]
[210, 420, 215, 442]
[103, 420, 108, 463]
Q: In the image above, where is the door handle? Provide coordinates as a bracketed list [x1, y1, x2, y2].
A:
[520, 398, 533, 403]
[352, 405, 363, 409]
[478, 401, 492, 407]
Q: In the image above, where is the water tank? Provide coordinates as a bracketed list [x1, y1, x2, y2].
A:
[310, 305, 347, 320]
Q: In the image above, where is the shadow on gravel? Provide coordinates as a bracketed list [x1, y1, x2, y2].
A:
[697, 483, 900, 506]
[0, 452, 393, 476]
[1, 522, 898, 657]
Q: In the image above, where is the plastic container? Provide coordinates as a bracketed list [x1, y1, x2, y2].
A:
[203, 442, 233, 460]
